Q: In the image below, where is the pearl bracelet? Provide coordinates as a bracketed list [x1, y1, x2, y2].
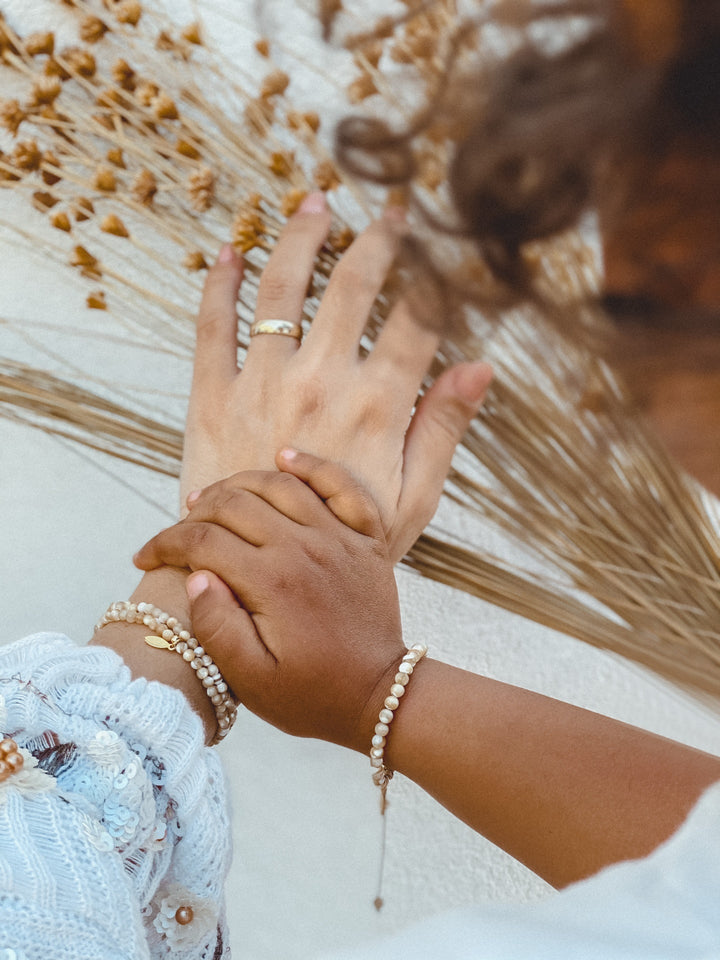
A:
[94, 601, 237, 745]
[370, 643, 428, 806]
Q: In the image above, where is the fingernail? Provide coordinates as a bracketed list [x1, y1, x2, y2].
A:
[278, 447, 298, 462]
[187, 573, 210, 600]
[132, 551, 141, 567]
[298, 191, 327, 214]
[218, 243, 236, 265]
[186, 489, 202, 508]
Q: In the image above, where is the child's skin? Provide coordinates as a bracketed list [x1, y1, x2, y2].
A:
[134, 452, 720, 891]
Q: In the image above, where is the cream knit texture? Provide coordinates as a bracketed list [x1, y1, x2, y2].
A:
[0, 633, 232, 959]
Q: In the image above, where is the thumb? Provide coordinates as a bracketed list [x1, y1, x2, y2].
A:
[275, 449, 384, 539]
[185, 571, 270, 696]
[394, 361, 492, 558]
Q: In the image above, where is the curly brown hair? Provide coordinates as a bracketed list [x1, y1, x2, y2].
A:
[327, 0, 720, 337]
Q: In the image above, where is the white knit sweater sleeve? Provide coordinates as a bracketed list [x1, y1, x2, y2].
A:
[0, 633, 232, 960]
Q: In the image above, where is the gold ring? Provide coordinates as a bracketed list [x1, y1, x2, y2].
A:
[249, 319, 303, 340]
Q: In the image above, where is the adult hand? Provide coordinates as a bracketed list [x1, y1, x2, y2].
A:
[182, 192, 492, 561]
[136, 452, 406, 752]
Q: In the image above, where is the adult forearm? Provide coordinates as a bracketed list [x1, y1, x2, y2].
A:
[384, 659, 720, 888]
[88, 567, 217, 743]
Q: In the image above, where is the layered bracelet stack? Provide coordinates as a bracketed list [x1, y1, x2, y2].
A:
[370, 643, 428, 810]
[94, 601, 237, 745]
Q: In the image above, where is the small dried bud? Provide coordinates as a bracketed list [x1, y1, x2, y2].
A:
[112, 58, 136, 91]
[32, 191, 60, 213]
[281, 189, 307, 218]
[182, 22, 202, 45]
[135, 80, 159, 107]
[42, 151, 62, 186]
[29, 77, 62, 106]
[254, 38, 270, 57]
[417, 150, 444, 191]
[354, 40, 383, 69]
[92, 113, 115, 132]
[386, 186, 408, 209]
[269, 150, 293, 178]
[187, 166, 215, 212]
[100, 213, 129, 237]
[25, 31, 55, 57]
[152, 92, 178, 120]
[106, 147, 125, 168]
[0, 100, 26, 136]
[93, 165, 117, 192]
[51, 210, 72, 232]
[115, 0, 142, 26]
[183, 250, 208, 271]
[260, 70, 290, 99]
[13, 140, 42, 172]
[313, 160, 341, 191]
[63, 48, 97, 78]
[70, 245, 102, 279]
[44, 58, 70, 80]
[232, 210, 265, 253]
[86, 291, 107, 310]
[96, 87, 127, 109]
[347, 72, 377, 103]
[155, 30, 175, 52]
[80, 16, 109, 44]
[177, 139, 201, 160]
[287, 110, 320, 134]
[74, 197, 95, 221]
[328, 226, 355, 253]
[131, 168, 157, 205]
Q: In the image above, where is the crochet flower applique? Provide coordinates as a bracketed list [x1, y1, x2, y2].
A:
[152, 883, 219, 951]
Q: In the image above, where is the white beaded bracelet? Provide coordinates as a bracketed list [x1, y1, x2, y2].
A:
[370, 643, 428, 809]
[94, 601, 237, 745]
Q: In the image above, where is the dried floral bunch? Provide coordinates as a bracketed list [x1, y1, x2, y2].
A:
[0, 0, 719, 702]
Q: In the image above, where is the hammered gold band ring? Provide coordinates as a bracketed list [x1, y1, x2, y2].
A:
[249, 319, 303, 340]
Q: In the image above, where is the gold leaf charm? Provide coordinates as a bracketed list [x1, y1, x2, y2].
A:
[144, 634, 174, 650]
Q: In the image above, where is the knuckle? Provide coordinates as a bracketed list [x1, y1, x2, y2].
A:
[258, 270, 304, 307]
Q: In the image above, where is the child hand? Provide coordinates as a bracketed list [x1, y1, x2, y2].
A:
[135, 452, 406, 751]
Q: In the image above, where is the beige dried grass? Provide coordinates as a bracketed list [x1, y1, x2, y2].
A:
[0, 0, 718, 703]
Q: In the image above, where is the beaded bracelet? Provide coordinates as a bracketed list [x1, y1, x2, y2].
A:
[94, 601, 237, 745]
[370, 643, 428, 810]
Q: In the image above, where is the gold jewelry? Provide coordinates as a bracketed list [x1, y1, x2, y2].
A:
[94, 601, 238, 745]
[249, 319, 303, 339]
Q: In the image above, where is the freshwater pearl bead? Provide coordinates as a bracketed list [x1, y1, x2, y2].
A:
[390, 684, 405, 698]
[384, 695, 399, 711]
[175, 905, 194, 925]
[378, 709, 393, 724]
[398, 661, 413, 675]
[371, 735, 386, 748]
[375, 722, 389, 737]
[95, 601, 237, 745]
[394, 673, 409, 685]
